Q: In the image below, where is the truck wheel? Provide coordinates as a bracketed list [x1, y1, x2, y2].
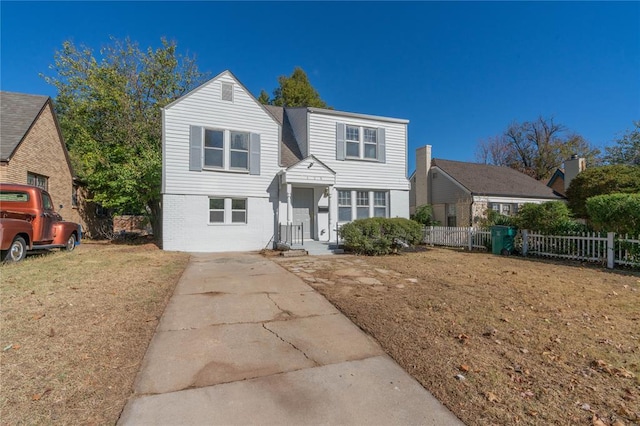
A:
[64, 234, 77, 252]
[3, 237, 27, 263]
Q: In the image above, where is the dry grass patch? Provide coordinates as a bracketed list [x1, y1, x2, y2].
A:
[276, 248, 640, 426]
[1, 241, 189, 424]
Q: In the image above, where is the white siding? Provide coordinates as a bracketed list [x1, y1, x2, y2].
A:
[163, 73, 280, 197]
[389, 189, 410, 218]
[163, 194, 275, 252]
[307, 112, 410, 191]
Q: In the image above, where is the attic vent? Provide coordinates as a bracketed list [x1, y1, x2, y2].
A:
[432, 172, 438, 179]
[221, 82, 234, 102]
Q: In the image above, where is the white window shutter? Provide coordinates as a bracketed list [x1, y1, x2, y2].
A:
[249, 133, 261, 175]
[377, 128, 386, 163]
[336, 122, 345, 160]
[189, 125, 203, 171]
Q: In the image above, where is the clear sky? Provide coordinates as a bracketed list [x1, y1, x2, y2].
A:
[2, 1, 639, 173]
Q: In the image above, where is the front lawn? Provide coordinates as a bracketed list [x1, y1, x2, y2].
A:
[0, 242, 189, 424]
[276, 248, 640, 425]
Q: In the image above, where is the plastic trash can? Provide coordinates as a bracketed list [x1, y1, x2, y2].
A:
[491, 225, 517, 255]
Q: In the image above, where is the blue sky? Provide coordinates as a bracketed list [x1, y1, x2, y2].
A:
[2, 1, 639, 173]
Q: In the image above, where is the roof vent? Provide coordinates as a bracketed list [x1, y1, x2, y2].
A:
[221, 83, 233, 102]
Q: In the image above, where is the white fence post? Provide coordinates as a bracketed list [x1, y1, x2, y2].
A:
[607, 232, 615, 269]
[522, 229, 528, 256]
[468, 228, 473, 251]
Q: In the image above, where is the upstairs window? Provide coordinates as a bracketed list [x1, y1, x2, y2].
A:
[230, 132, 249, 170]
[204, 130, 224, 168]
[363, 128, 377, 159]
[345, 126, 360, 157]
[336, 123, 385, 162]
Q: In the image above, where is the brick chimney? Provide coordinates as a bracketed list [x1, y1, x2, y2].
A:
[415, 145, 432, 208]
[564, 154, 586, 193]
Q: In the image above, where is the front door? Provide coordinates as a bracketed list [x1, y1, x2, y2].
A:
[292, 188, 313, 239]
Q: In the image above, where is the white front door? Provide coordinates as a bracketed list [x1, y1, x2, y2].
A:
[292, 188, 313, 239]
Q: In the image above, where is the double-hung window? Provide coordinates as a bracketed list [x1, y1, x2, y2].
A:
[199, 128, 253, 172]
[373, 191, 387, 217]
[209, 197, 248, 224]
[204, 130, 224, 168]
[209, 198, 225, 223]
[231, 199, 247, 223]
[230, 132, 249, 169]
[345, 126, 360, 158]
[338, 123, 384, 162]
[363, 128, 377, 159]
[356, 191, 369, 219]
[338, 190, 352, 222]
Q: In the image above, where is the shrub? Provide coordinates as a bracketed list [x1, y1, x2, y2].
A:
[586, 193, 640, 236]
[478, 209, 516, 228]
[339, 217, 423, 255]
[515, 201, 587, 234]
[412, 204, 437, 226]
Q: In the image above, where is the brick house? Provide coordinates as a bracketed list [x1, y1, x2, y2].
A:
[0, 91, 84, 226]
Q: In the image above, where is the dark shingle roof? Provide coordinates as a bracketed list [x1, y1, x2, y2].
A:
[1, 91, 50, 161]
[262, 105, 283, 125]
[433, 159, 562, 199]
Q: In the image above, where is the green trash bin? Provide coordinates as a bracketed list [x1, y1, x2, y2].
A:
[491, 225, 517, 255]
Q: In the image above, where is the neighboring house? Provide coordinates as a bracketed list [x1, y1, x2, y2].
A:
[162, 70, 410, 252]
[0, 91, 83, 227]
[410, 145, 563, 226]
[546, 155, 587, 197]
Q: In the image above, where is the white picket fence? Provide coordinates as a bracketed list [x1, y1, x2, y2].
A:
[423, 226, 491, 250]
[522, 231, 640, 268]
[423, 226, 640, 269]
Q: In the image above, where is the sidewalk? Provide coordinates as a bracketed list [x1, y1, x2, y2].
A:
[118, 252, 462, 425]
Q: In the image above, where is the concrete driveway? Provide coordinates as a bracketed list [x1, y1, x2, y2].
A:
[118, 252, 462, 425]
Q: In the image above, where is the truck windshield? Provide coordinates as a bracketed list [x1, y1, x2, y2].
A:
[0, 191, 30, 202]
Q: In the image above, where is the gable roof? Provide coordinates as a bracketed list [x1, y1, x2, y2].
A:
[432, 159, 562, 199]
[163, 70, 282, 126]
[1, 91, 50, 161]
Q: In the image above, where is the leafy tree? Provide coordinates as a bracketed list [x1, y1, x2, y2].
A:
[586, 193, 640, 235]
[515, 201, 585, 234]
[604, 121, 640, 165]
[566, 165, 640, 218]
[260, 67, 329, 108]
[476, 116, 600, 180]
[477, 209, 515, 228]
[412, 204, 437, 226]
[44, 37, 208, 240]
[257, 89, 270, 105]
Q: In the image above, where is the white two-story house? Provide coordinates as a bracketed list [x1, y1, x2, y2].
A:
[162, 70, 410, 252]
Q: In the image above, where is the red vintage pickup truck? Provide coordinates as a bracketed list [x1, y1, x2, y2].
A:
[0, 183, 82, 262]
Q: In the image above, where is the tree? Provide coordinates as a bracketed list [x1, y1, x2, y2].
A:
[257, 89, 270, 105]
[603, 121, 640, 165]
[411, 204, 437, 226]
[566, 165, 640, 218]
[476, 116, 600, 180]
[260, 67, 329, 108]
[44, 37, 208, 240]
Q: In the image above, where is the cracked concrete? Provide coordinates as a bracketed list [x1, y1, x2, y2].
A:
[119, 252, 462, 425]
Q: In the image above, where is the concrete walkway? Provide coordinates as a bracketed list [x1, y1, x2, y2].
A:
[118, 252, 462, 425]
